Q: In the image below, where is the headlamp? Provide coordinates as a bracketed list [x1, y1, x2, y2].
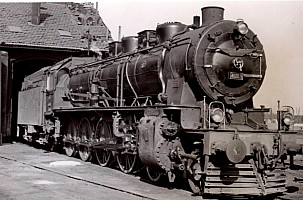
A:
[283, 112, 294, 126]
[235, 20, 248, 35]
[211, 108, 224, 123]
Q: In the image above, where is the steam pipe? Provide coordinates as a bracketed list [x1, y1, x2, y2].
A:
[118, 26, 121, 41]
[277, 100, 281, 131]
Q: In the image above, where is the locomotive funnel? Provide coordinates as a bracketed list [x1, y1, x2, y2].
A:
[201, 6, 224, 25]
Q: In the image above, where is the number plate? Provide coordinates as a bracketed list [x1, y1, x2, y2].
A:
[228, 72, 243, 80]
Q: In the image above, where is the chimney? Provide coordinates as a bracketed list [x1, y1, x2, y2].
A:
[118, 26, 121, 41]
[201, 6, 224, 25]
[31, 3, 41, 25]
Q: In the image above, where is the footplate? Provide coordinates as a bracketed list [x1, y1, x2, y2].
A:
[204, 161, 286, 195]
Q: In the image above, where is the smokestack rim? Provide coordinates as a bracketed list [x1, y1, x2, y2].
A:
[201, 6, 225, 25]
[201, 6, 225, 12]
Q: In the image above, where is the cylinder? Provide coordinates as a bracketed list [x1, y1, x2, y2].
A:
[201, 6, 224, 25]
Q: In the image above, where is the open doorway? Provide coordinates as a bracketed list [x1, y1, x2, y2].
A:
[0, 51, 11, 144]
[11, 58, 56, 142]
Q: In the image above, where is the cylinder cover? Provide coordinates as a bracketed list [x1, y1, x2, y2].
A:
[138, 115, 183, 170]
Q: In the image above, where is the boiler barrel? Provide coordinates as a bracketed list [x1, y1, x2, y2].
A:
[98, 52, 163, 99]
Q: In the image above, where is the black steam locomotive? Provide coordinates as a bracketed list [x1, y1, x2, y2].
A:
[17, 6, 303, 196]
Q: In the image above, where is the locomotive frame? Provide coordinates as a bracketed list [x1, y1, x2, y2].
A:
[17, 6, 303, 197]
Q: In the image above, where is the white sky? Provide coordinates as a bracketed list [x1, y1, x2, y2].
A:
[96, 0, 303, 114]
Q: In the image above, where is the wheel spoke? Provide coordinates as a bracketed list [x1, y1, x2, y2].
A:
[62, 119, 77, 157]
[146, 167, 163, 182]
[126, 155, 130, 169]
[94, 119, 113, 167]
[95, 149, 112, 167]
[78, 118, 92, 162]
[117, 152, 137, 174]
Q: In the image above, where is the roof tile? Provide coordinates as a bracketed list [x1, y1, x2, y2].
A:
[0, 2, 112, 51]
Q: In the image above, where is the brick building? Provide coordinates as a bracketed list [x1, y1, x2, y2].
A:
[0, 2, 113, 143]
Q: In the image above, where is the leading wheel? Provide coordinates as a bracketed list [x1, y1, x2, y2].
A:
[94, 119, 113, 167]
[78, 118, 92, 162]
[187, 159, 204, 195]
[146, 167, 163, 182]
[116, 152, 138, 174]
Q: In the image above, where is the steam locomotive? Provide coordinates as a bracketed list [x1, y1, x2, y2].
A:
[17, 6, 303, 196]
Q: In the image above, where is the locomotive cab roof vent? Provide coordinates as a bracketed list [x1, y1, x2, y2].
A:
[121, 36, 138, 53]
[201, 6, 224, 25]
[156, 22, 188, 43]
[109, 41, 122, 56]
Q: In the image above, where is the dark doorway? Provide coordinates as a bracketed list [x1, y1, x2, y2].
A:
[0, 51, 11, 144]
[11, 58, 57, 141]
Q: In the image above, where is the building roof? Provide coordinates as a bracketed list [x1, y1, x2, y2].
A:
[0, 2, 112, 52]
